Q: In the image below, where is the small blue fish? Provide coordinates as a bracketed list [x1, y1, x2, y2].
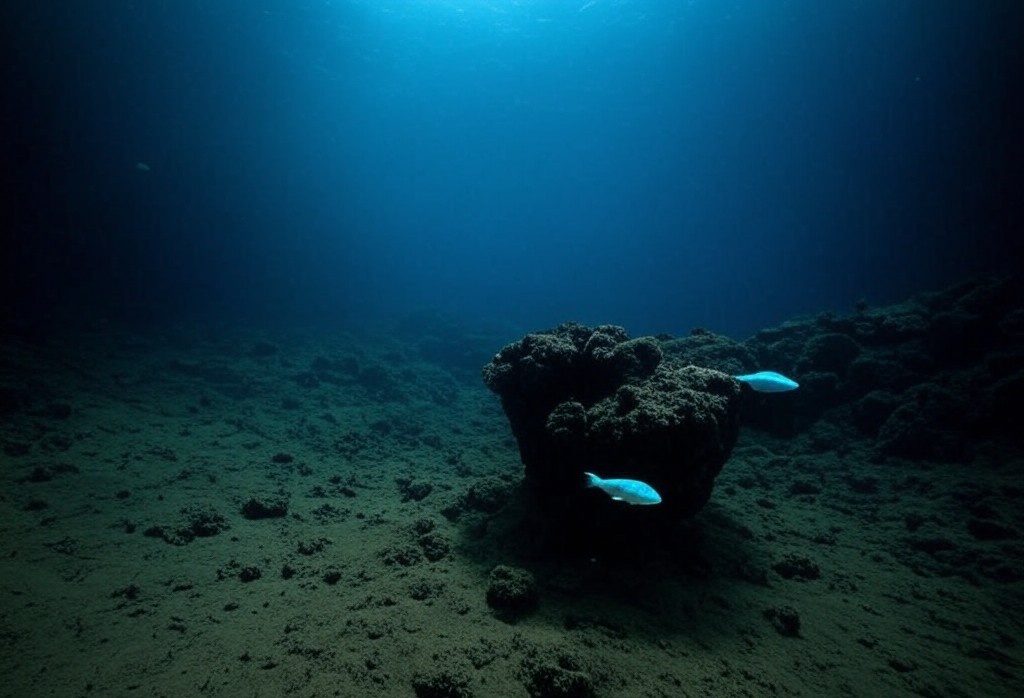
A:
[734, 371, 799, 393]
[584, 472, 662, 505]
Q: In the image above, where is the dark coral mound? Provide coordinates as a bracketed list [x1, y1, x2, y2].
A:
[738, 275, 1024, 458]
[658, 275, 1024, 461]
[482, 323, 741, 548]
[486, 564, 539, 620]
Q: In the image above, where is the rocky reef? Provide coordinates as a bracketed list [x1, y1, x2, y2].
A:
[482, 323, 742, 549]
[481, 276, 1024, 552]
[664, 275, 1024, 461]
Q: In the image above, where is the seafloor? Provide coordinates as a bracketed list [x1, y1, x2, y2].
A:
[1, 282, 1021, 698]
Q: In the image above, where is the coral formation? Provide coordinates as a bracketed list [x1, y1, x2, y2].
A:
[483, 322, 742, 548]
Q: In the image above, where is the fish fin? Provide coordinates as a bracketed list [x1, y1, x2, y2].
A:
[611, 496, 624, 501]
[583, 472, 601, 488]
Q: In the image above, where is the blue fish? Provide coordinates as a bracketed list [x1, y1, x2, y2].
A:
[584, 472, 662, 505]
[734, 371, 799, 393]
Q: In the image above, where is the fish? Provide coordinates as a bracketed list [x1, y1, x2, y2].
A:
[584, 472, 662, 505]
[734, 371, 799, 393]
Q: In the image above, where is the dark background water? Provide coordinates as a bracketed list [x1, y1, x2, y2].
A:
[2, 1, 1020, 339]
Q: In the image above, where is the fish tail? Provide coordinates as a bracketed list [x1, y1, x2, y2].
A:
[583, 472, 601, 488]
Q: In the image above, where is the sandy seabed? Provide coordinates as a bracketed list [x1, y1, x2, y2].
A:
[0, 323, 1020, 698]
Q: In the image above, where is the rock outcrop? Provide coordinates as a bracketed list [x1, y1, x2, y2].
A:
[483, 323, 742, 548]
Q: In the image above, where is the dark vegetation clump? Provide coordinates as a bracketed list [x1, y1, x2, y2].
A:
[764, 606, 801, 637]
[486, 565, 538, 620]
[239, 566, 262, 583]
[465, 476, 512, 513]
[411, 665, 474, 698]
[520, 648, 595, 698]
[241, 497, 288, 519]
[143, 507, 229, 545]
[397, 477, 433, 502]
[772, 555, 821, 581]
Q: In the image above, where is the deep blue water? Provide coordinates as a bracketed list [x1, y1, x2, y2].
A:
[2, 0, 1020, 339]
